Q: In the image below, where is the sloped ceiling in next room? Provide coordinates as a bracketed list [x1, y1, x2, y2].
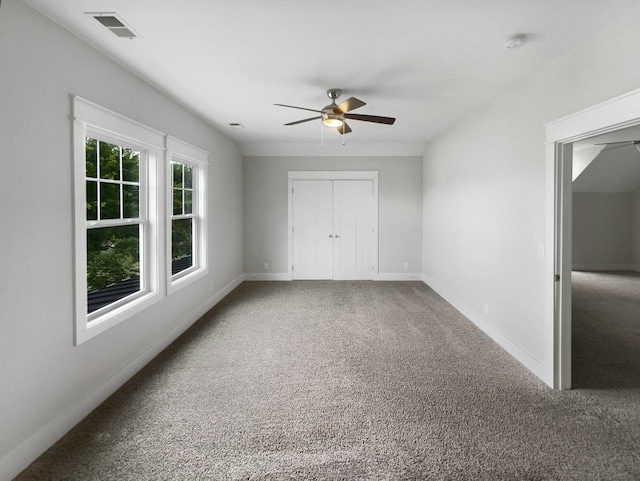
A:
[574, 126, 640, 193]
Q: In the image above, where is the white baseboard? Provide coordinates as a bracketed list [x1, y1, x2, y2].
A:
[244, 273, 292, 281]
[0, 274, 244, 481]
[421, 274, 548, 384]
[244, 273, 426, 281]
[573, 263, 640, 272]
[375, 273, 424, 281]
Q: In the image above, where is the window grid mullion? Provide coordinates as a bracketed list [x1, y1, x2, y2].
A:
[96, 140, 102, 222]
[172, 213, 195, 220]
[119, 146, 124, 219]
[181, 164, 185, 216]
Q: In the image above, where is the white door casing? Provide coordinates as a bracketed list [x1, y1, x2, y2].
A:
[545, 87, 640, 389]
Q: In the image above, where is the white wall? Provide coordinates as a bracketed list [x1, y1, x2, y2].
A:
[572, 193, 633, 270]
[422, 9, 640, 383]
[243, 156, 422, 279]
[0, 1, 243, 478]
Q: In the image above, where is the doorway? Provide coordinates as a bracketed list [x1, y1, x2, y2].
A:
[288, 171, 379, 280]
[545, 88, 640, 389]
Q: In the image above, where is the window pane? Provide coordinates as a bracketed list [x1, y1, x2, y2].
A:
[173, 162, 183, 188]
[86, 181, 98, 221]
[184, 190, 193, 214]
[100, 182, 120, 219]
[122, 148, 139, 182]
[86, 138, 97, 178]
[184, 165, 193, 189]
[123, 184, 139, 218]
[99, 141, 121, 180]
[173, 188, 183, 216]
[171, 218, 193, 275]
[87, 225, 140, 314]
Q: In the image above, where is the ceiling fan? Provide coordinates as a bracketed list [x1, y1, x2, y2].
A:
[275, 88, 395, 135]
[594, 140, 640, 152]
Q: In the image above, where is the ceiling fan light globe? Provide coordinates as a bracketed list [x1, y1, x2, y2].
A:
[323, 118, 344, 128]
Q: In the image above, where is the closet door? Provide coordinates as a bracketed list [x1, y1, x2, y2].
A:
[291, 180, 333, 279]
[333, 180, 373, 280]
[291, 179, 374, 280]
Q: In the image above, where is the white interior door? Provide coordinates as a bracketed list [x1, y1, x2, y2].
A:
[333, 180, 373, 280]
[292, 180, 333, 279]
[292, 179, 373, 280]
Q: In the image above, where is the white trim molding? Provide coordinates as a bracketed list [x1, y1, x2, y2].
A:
[244, 273, 292, 281]
[545, 86, 640, 389]
[375, 273, 424, 281]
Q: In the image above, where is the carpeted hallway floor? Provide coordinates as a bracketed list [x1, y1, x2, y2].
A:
[14, 280, 640, 480]
[572, 270, 640, 389]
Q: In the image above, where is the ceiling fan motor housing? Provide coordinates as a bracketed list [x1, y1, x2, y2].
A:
[327, 88, 342, 100]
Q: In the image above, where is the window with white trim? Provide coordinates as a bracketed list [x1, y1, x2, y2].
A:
[166, 137, 208, 293]
[73, 98, 208, 343]
[73, 96, 163, 344]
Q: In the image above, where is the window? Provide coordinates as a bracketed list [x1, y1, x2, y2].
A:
[171, 161, 194, 276]
[166, 137, 208, 293]
[86, 138, 145, 314]
[73, 98, 208, 343]
[73, 97, 163, 344]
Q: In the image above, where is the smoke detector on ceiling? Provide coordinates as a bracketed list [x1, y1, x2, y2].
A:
[86, 12, 141, 39]
[504, 35, 526, 49]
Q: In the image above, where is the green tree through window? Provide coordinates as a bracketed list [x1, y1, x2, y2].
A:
[171, 160, 195, 276]
[86, 137, 142, 313]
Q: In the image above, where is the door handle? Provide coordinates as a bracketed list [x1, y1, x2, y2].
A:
[328, 234, 334, 238]
[334, 234, 340, 238]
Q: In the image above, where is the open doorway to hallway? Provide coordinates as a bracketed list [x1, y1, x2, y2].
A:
[570, 127, 640, 388]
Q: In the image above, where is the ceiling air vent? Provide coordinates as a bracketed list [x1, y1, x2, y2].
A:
[86, 12, 140, 39]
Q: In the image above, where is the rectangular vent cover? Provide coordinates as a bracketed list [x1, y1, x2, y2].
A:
[86, 12, 140, 39]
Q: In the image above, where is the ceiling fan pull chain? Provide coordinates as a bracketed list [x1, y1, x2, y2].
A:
[321, 120, 324, 149]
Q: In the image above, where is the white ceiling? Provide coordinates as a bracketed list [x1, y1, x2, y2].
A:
[21, 0, 640, 152]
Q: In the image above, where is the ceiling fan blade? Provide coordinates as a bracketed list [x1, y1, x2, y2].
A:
[334, 122, 352, 135]
[344, 113, 396, 125]
[274, 103, 322, 114]
[284, 116, 322, 126]
[337, 97, 366, 113]
[594, 140, 640, 151]
[594, 140, 640, 145]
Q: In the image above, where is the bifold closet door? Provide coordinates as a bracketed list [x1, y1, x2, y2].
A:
[292, 179, 373, 280]
[292, 180, 333, 279]
[332, 180, 373, 280]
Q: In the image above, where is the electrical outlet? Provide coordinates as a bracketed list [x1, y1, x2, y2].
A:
[264, 262, 269, 270]
[404, 262, 409, 270]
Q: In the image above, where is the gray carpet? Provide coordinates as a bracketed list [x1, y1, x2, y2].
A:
[572, 270, 640, 389]
[15, 281, 640, 480]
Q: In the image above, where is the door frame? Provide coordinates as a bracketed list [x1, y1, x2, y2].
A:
[545, 88, 640, 389]
[288, 171, 379, 281]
